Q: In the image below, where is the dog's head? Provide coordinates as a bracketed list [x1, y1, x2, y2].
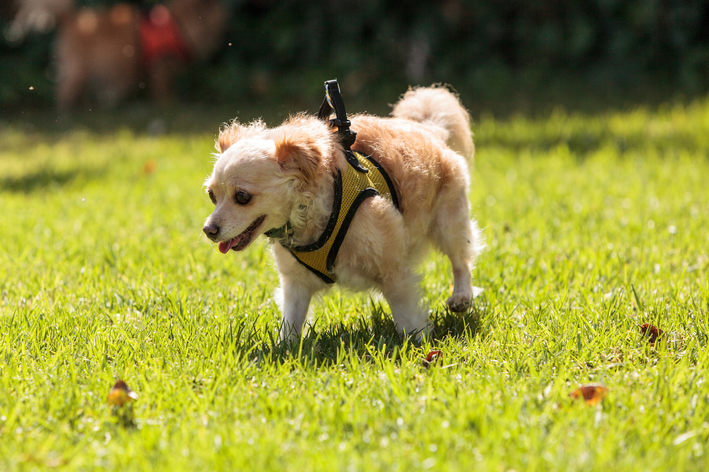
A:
[203, 117, 333, 253]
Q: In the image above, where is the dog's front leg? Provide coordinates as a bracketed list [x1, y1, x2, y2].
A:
[279, 278, 314, 341]
[381, 269, 430, 338]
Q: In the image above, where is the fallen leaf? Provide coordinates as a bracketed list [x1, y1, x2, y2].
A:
[423, 350, 443, 368]
[640, 323, 664, 345]
[143, 160, 157, 174]
[569, 384, 607, 406]
[107, 380, 139, 407]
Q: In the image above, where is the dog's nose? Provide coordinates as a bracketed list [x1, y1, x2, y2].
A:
[203, 224, 220, 241]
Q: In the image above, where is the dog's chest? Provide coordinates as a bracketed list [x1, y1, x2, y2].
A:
[275, 152, 398, 284]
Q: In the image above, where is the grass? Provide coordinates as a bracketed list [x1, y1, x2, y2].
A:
[1, 97, 709, 471]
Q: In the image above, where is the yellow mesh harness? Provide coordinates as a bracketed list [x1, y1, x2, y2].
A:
[276, 150, 399, 284]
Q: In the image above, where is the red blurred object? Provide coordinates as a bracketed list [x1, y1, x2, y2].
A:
[10, 0, 226, 110]
[140, 5, 191, 67]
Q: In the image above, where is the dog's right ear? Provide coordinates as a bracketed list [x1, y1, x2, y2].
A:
[216, 120, 267, 153]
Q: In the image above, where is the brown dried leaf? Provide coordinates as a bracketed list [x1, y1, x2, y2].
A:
[107, 379, 138, 407]
[143, 160, 157, 174]
[569, 384, 607, 406]
[640, 323, 664, 345]
[422, 350, 443, 368]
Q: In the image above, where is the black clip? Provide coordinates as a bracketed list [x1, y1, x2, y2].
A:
[318, 79, 368, 173]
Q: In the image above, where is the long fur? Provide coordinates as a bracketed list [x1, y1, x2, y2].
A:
[391, 85, 474, 161]
[203, 85, 483, 340]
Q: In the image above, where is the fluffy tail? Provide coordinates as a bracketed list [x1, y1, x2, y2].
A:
[391, 85, 474, 162]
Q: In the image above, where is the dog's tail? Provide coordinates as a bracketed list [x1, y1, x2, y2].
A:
[391, 85, 474, 162]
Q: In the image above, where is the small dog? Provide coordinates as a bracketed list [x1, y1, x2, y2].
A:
[203, 85, 483, 340]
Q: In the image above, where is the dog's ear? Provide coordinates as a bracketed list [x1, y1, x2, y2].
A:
[217, 132, 234, 153]
[274, 135, 323, 183]
[217, 120, 266, 153]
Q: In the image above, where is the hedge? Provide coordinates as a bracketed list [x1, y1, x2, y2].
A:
[1, 0, 708, 109]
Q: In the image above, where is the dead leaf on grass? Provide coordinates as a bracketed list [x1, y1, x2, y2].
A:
[423, 350, 443, 368]
[569, 384, 608, 406]
[640, 323, 664, 345]
[143, 160, 157, 174]
[107, 379, 139, 407]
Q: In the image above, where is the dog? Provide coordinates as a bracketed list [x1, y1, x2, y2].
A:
[9, 0, 226, 110]
[203, 85, 483, 341]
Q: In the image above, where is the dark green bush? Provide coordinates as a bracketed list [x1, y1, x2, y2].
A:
[2, 0, 708, 110]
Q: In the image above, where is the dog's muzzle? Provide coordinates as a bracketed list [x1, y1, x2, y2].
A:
[204, 215, 266, 253]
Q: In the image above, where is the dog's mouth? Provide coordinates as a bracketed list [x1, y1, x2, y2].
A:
[218, 215, 266, 253]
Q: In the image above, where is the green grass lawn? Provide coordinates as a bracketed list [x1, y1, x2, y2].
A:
[1, 99, 709, 471]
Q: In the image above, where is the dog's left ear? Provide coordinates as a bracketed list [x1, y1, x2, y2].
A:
[274, 135, 323, 184]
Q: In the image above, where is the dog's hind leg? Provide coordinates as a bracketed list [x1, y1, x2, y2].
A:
[431, 192, 483, 313]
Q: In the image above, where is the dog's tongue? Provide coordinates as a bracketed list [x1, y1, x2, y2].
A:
[218, 238, 237, 254]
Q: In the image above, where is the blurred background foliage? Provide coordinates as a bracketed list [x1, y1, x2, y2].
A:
[1, 0, 709, 117]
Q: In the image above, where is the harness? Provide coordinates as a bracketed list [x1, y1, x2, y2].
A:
[265, 80, 400, 284]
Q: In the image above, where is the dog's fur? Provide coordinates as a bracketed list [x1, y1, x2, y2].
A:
[203, 86, 483, 340]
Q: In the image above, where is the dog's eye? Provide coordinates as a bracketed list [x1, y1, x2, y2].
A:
[235, 190, 252, 205]
[207, 189, 216, 205]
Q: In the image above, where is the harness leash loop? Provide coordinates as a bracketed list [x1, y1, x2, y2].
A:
[318, 79, 369, 173]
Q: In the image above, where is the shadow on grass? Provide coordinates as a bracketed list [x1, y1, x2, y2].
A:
[1, 167, 105, 193]
[247, 302, 486, 366]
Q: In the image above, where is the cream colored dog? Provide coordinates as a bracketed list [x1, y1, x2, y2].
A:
[203, 86, 483, 340]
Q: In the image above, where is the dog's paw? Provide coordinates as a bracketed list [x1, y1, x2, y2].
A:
[446, 293, 471, 312]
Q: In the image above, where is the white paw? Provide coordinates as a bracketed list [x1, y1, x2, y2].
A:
[446, 293, 471, 312]
[279, 323, 302, 342]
